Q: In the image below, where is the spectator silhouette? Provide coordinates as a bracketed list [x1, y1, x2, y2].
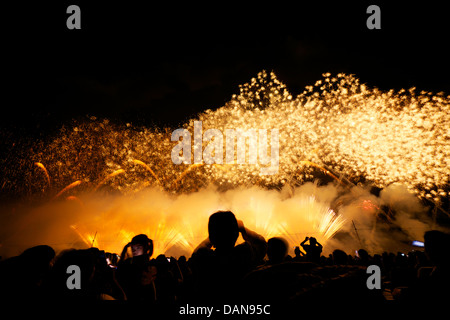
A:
[46, 248, 98, 301]
[266, 237, 288, 265]
[119, 234, 154, 261]
[88, 248, 126, 300]
[0, 245, 55, 301]
[300, 237, 322, 263]
[424, 230, 450, 268]
[189, 211, 267, 302]
[420, 230, 450, 300]
[153, 254, 178, 303]
[3, 223, 445, 303]
[332, 249, 348, 265]
[177, 255, 193, 301]
[293, 246, 305, 262]
[116, 234, 157, 302]
[177, 255, 192, 281]
[357, 249, 370, 266]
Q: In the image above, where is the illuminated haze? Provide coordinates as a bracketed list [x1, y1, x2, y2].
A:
[0, 71, 449, 258]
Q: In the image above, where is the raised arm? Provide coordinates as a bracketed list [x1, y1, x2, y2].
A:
[300, 237, 309, 249]
[119, 242, 131, 262]
[193, 237, 213, 254]
[237, 220, 267, 260]
[316, 241, 323, 250]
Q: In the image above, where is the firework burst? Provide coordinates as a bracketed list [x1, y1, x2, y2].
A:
[1, 71, 448, 257]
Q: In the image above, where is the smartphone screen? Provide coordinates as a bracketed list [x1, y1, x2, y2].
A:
[412, 240, 424, 247]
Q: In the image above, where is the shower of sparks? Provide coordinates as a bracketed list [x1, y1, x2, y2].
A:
[359, 199, 380, 212]
[70, 225, 98, 248]
[34, 162, 51, 188]
[1, 71, 449, 256]
[298, 161, 343, 186]
[171, 163, 205, 188]
[304, 195, 346, 244]
[53, 180, 82, 200]
[132, 159, 161, 185]
[98, 219, 195, 257]
[65, 195, 86, 209]
[94, 169, 125, 192]
[6, 71, 447, 201]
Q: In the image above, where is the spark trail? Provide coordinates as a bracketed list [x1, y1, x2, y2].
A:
[0, 71, 448, 257]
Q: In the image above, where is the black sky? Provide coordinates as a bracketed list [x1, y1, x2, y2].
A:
[3, 1, 450, 137]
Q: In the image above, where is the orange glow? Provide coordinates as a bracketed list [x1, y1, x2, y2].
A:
[132, 159, 161, 185]
[2, 71, 447, 259]
[53, 180, 82, 200]
[94, 169, 125, 192]
[171, 163, 204, 188]
[298, 161, 343, 185]
[35, 162, 51, 187]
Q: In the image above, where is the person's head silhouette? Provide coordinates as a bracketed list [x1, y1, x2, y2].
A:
[130, 234, 153, 257]
[424, 230, 450, 266]
[208, 211, 239, 250]
[309, 237, 317, 246]
[267, 237, 288, 264]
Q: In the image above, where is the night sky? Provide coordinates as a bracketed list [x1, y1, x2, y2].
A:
[3, 1, 450, 137]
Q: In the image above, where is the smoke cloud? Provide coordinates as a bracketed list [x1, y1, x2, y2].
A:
[1, 182, 446, 260]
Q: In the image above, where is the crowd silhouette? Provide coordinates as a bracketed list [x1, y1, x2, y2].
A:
[1, 210, 449, 306]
